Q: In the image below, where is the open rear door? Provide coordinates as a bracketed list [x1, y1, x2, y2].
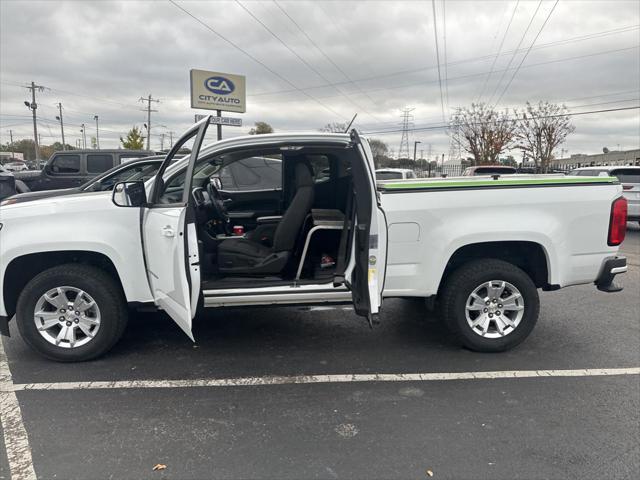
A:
[348, 130, 388, 321]
[141, 117, 210, 340]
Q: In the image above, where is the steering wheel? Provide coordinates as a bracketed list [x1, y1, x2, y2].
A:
[206, 181, 230, 226]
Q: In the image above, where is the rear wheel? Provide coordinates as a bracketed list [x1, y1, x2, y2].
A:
[16, 264, 128, 362]
[440, 259, 539, 352]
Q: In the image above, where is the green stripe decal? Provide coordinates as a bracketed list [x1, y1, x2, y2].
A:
[379, 176, 617, 190]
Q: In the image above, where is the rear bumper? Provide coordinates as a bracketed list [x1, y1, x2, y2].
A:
[595, 256, 627, 292]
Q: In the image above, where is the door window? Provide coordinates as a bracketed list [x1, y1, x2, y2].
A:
[87, 154, 113, 173]
[50, 155, 80, 174]
[218, 156, 283, 191]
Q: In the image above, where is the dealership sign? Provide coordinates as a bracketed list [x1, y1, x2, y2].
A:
[194, 114, 242, 126]
[190, 69, 246, 113]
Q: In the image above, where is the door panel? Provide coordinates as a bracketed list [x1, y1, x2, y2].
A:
[143, 207, 196, 340]
[142, 116, 210, 339]
[348, 130, 388, 318]
[219, 189, 282, 229]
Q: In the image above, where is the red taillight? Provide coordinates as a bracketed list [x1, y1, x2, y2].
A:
[608, 197, 627, 246]
[622, 185, 633, 190]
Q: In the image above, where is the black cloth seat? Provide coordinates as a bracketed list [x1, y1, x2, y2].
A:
[217, 160, 314, 275]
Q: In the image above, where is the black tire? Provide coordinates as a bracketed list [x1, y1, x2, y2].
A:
[16, 264, 128, 362]
[440, 259, 539, 352]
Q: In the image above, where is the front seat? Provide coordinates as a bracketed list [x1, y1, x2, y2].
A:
[217, 160, 315, 275]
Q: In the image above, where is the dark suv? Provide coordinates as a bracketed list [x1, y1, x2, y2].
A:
[13, 149, 153, 192]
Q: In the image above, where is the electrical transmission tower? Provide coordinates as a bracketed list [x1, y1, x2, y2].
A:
[447, 108, 462, 163]
[398, 107, 415, 159]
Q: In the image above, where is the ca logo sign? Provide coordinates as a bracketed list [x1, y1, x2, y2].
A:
[204, 76, 235, 95]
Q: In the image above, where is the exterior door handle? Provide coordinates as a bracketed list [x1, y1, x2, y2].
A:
[161, 226, 175, 237]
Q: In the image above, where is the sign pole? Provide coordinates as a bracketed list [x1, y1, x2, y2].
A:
[216, 109, 222, 140]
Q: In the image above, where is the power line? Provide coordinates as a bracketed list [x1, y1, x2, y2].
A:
[251, 45, 639, 106]
[494, 0, 560, 106]
[246, 24, 639, 98]
[476, 0, 520, 103]
[442, 0, 449, 112]
[271, 0, 382, 118]
[431, 0, 446, 123]
[235, 0, 376, 121]
[487, 0, 543, 105]
[169, 0, 348, 121]
[362, 105, 640, 135]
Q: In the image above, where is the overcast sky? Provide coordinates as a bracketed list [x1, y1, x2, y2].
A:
[1, 0, 639, 160]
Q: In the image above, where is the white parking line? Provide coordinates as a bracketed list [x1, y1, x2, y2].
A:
[0, 339, 37, 480]
[5, 367, 640, 392]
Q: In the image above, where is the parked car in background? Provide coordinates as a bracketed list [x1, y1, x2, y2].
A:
[569, 166, 640, 224]
[462, 165, 518, 176]
[375, 168, 417, 180]
[12, 149, 154, 192]
[1, 155, 168, 206]
[3, 161, 28, 172]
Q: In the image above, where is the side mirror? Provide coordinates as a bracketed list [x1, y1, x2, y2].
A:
[112, 181, 147, 207]
[210, 176, 223, 190]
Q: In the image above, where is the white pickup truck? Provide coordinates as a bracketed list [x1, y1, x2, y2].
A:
[0, 118, 629, 361]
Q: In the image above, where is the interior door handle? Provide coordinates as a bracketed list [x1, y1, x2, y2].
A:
[161, 226, 175, 237]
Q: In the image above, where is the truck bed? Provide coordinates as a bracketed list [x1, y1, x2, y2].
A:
[378, 174, 622, 297]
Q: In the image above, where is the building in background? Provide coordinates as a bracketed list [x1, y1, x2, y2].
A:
[0, 152, 25, 164]
[552, 148, 640, 167]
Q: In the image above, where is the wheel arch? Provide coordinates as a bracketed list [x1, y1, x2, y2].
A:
[3, 250, 126, 319]
[438, 241, 553, 295]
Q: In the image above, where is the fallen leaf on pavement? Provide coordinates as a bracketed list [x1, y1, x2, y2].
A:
[153, 464, 167, 471]
[426, 469, 434, 477]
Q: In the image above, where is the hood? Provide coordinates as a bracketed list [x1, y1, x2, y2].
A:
[3, 188, 79, 205]
[0, 190, 113, 222]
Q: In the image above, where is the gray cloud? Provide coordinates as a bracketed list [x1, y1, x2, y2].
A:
[1, 0, 638, 159]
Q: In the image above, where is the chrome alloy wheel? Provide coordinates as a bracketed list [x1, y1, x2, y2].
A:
[464, 280, 525, 338]
[33, 286, 101, 348]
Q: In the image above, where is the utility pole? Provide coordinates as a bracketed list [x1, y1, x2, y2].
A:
[160, 133, 165, 151]
[169, 131, 174, 148]
[139, 94, 159, 151]
[24, 81, 46, 166]
[93, 115, 100, 149]
[413, 140, 421, 161]
[55, 103, 66, 150]
[8, 129, 14, 160]
[80, 124, 87, 149]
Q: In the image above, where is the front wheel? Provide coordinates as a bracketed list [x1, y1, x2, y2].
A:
[16, 264, 128, 362]
[440, 259, 540, 352]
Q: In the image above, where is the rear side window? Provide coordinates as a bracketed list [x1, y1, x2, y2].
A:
[307, 155, 331, 183]
[577, 170, 607, 176]
[376, 171, 403, 180]
[474, 167, 516, 175]
[50, 155, 80, 174]
[610, 169, 640, 183]
[87, 154, 113, 173]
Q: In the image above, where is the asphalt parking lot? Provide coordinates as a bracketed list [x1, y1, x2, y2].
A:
[1, 225, 639, 480]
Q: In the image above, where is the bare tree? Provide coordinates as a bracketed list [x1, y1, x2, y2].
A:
[248, 122, 274, 135]
[451, 103, 516, 165]
[320, 122, 347, 133]
[515, 102, 575, 172]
